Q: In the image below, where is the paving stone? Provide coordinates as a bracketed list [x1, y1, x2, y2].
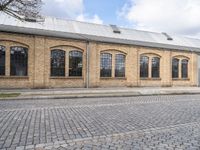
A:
[1, 95, 200, 149]
[25, 145, 34, 149]
[16, 146, 25, 150]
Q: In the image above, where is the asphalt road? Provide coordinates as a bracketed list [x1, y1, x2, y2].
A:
[1, 95, 200, 150]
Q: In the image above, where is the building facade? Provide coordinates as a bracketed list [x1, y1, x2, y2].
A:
[0, 14, 199, 88]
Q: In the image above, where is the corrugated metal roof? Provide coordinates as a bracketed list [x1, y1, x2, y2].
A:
[0, 13, 200, 52]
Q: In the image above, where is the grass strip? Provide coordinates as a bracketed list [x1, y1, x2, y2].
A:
[0, 93, 20, 98]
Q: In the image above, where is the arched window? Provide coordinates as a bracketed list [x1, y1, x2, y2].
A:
[100, 53, 112, 77]
[10, 46, 28, 76]
[172, 58, 179, 78]
[115, 54, 125, 77]
[152, 57, 160, 78]
[181, 59, 188, 78]
[0, 46, 5, 76]
[140, 56, 149, 78]
[51, 50, 65, 76]
[69, 51, 83, 76]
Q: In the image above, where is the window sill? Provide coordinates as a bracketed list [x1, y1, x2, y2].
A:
[0, 76, 29, 79]
[172, 78, 190, 81]
[100, 77, 127, 80]
[50, 76, 83, 79]
[140, 78, 161, 80]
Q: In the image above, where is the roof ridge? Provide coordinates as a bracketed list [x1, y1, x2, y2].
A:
[44, 15, 111, 28]
[44, 15, 200, 41]
[2, 12, 199, 41]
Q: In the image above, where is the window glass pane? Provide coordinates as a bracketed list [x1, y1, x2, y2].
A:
[152, 57, 160, 78]
[0, 46, 5, 76]
[115, 54, 125, 77]
[181, 59, 188, 78]
[140, 56, 149, 78]
[69, 51, 83, 76]
[10, 46, 28, 76]
[172, 58, 179, 78]
[100, 53, 112, 77]
[51, 50, 65, 76]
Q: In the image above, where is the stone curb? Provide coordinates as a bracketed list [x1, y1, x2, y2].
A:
[1, 91, 200, 100]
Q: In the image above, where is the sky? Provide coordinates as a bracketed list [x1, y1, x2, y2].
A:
[42, 0, 200, 39]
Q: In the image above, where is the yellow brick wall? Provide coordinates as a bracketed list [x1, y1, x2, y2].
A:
[0, 32, 198, 88]
[0, 33, 34, 88]
[43, 38, 87, 88]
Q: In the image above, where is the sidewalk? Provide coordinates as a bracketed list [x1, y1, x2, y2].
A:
[1, 87, 200, 100]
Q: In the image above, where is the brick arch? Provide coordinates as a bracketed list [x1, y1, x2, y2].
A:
[100, 49, 127, 55]
[0, 40, 29, 48]
[50, 45, 84, 51]
[140, 52, 161, 58]
[100, 51, 112, 55]
[172, 55, 190, 60]
[50, 49, 65, 52]
[69, 49, 83, 53]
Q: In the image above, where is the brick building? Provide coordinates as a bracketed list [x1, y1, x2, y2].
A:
[0, 14, 200, 88]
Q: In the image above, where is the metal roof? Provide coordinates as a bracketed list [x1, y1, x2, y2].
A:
[1, 13, 200, 52]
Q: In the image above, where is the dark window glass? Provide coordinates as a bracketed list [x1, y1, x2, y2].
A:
[100, 53, 112, 77]
[152, 57, 160, 78]
[69, 51, 83, 76]
[51, 50, 65, 76]
[172, 58, 179, 78]
[115, 54, 125, 77]
[140, 56, 149, 78]
[181, 59, 188, 78]
[0, 46, 5, 76]
[10, 46, 28, 76]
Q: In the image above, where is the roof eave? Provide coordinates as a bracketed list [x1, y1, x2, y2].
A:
[0, 24, 199, 53]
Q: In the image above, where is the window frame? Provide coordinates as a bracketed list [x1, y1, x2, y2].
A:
[69, 50, 83, 77]
[172, 57, 189, 80]
[172, 58, 179, 79]
[181, 59, 188, 79]
[100, 53, 112, 78]
[115, 54, 126, 78]
[151, 57, 160, 78]
[0, 45, 6, 76]
[140, 56, 149, 78]
[50, 49, 66, 77]
[10, 46, 28, 77]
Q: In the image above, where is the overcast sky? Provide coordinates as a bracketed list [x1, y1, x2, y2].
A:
[42, 0, 200, 39]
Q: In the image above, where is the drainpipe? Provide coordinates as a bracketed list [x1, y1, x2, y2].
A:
[86, 41, 90, 88]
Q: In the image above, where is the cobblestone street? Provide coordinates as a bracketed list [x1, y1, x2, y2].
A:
[1, 95, 200, 149]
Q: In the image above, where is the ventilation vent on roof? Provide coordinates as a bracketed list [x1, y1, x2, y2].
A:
[25, 17, 37, 22]
[24, 16, 45, 22]
[162, 32, 173, 41]
[110, 25, 121, 34]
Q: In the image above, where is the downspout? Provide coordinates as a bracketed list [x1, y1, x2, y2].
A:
[86, 41, 90, 88]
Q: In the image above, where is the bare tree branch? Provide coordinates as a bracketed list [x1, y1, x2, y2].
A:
[0, 0, 44, 22]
